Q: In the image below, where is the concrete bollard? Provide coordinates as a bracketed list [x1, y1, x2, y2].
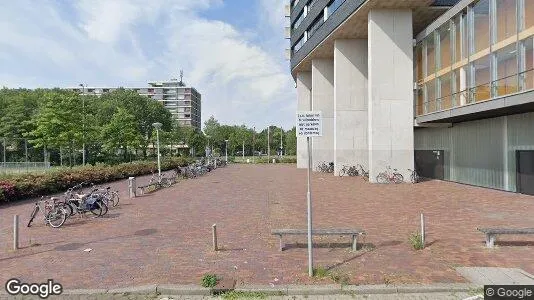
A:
[420, 213, 425, 249]
[212, 224, 218, 251]
[13, 215, 19, 250]
[246, 159, 250, 164]
[128, 177, 136, 198]
[272, 159, 276, 163]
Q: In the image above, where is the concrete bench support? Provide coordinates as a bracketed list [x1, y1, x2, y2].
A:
[478, 228, 534, 248]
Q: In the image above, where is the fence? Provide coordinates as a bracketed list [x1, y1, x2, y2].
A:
[0, 137, 51, 174]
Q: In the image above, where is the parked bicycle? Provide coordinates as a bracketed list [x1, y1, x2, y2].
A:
[357, 164, 369, 181]
[27, 196, 68, 228]
[339, 165, 358, 177]
[408, 169, 420, 184]
[149, 171, 176, 189]
[317, 161, 334, 173]
[62, 183, 107, 218]
[376, 166, 404, 184]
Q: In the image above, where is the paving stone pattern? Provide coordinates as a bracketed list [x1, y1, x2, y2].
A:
[0, 164, 533, 290]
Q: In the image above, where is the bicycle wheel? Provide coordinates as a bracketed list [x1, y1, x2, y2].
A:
[58, 202, 73, 218]
[410, 173, 416, 184]
[393, 173, 404, 184]
[339, 168, 346, 177]
[47, 207, 67, 228]
[110, 191, 119, 207]
[161, 178, 172, 188]
[89, 201, 103, 217]
[27, 206, 39, 227]
[376, 173, 389, 184]
[99, 200, 108, 216]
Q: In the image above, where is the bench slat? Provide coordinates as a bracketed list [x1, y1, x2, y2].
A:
[271, 228, 365, 235]
[478, 228, 534, 234]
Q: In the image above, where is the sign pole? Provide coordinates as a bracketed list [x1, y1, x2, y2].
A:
[307, 136, 313, 277]
[296, 111, 321, 278]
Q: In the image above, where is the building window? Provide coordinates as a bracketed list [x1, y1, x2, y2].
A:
[327, 0, 345, 18]
[425, 79, 437, 113]
[415, 43, 424, 83]
[471, 55, 491, 102]
[496, 0, 517, 43]
[525, 0, 534, 30]
[471, 0, 490, 54]
[438, 22, 452, 71]
[439, 73, 452, 110]
[293, 35, 305, 53]
[293, 10, 305, 30]
[494, 43, 518, 96]
[307, 12, 324, 38]
[425, 34, 436, 76]
[453, 12, 467, 64]
[453, 67, 469, 106]
[103, 89, 110, 93]
[520, 37, 533, 91]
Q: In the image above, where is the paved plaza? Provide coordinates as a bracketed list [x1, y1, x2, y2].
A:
[0, 164, 533, 289]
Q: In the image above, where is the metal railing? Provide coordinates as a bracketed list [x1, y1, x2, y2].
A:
[416, 68, 534, 116]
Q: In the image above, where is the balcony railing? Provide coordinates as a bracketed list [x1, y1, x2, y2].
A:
[416, 69, 534, 117]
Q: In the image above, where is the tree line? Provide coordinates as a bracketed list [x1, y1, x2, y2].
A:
[0, 88, 296, 166]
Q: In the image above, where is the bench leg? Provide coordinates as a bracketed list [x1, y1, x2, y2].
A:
[278, 235, 284, 251]
[352, 235, 358, 251]
[486, 234, 495, 248]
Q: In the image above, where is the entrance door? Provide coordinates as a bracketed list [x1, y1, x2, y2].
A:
[414, 150, 445, 180]
[516, 150, 534, 195]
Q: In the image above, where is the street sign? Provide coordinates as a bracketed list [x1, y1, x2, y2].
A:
[296, 111, 322, 137]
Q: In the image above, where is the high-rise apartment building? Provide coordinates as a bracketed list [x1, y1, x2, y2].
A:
[70, 79, 202, 130]
[288, 0, 534, 194]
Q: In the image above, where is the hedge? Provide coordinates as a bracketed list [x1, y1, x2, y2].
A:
[0, 157, 192, 203]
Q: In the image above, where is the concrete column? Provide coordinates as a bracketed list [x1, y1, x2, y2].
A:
[368, 9, 414, 182]
[296, 72, 312, 169]
[334, 39, 368, 175]
[312, 59, 335, 170]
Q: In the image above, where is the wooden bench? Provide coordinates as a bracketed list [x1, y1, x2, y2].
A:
[477, 228, 534, 248]
[271, 228, 366, 251]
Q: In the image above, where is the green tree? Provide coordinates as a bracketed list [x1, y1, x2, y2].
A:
[100, 108, 143, 161]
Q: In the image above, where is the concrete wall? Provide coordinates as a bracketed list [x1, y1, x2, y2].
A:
[296, 72, 312, 169]
[368, 9, 414, 182]
[334, 39, 368, 175]
[311, 59, 335, 170]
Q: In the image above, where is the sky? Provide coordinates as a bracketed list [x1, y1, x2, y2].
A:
[0, 0, 296, 130]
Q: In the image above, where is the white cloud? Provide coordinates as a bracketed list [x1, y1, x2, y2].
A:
[0, 0, 296, 129]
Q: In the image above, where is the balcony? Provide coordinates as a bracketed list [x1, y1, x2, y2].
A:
[416, 69, 534, 124]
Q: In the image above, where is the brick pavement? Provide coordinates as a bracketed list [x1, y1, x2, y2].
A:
[0, 164, 533, 289]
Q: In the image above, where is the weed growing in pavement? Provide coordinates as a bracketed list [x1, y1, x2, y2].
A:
[409, 232, 424, 250]
[201, 274, 219, 288]
[312, 266, 329, 278]
[221, 291, 267, 299]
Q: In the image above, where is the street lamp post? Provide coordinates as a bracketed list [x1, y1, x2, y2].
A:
[225, 139, 229, 162]
[206, 135, 211, 164]
[153, 122, 162, 181]
[280, 127, 284, 158]
[79, 83, 86, 165]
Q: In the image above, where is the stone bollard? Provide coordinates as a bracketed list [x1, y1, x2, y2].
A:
[212, 224, 218, 251]
[272, 159, 276, 163]
[128, 177, 136, 198]
[13, 215, 19, 250]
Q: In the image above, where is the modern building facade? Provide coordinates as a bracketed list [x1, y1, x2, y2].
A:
[70, 79, 202, 130]
[288, 0, 534, 194]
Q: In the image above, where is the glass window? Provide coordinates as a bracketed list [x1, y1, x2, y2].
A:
[293, 35, 305, 53]
[415, 43, 423, 82]
[293, 10, 305, 29]
[521, 37, 533, 90]
[425, 79, 437, 113]
[496, 0, 517, 43]
[453, 14, 463, 63]
[308, 12, 324, 38]
[327, 0, 345, 18]
[439, 73, 452, 110]
[453, 67, 469, 106]
[426, 35, 436, 76]
[526, 0, 534, 30]
[472, 55, 491, 102]
[495, 44, 518, 96]
[416, 87, 424, 115]
[472, 0, 490, 53]
[438, 23, 452, 70]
